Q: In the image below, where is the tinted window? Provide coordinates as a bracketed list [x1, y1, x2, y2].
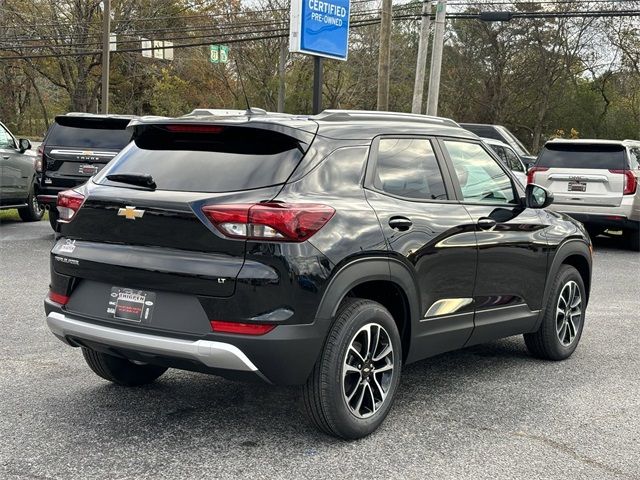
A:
[373, 138, 447, 200]
[0, 124, 15, 148]
[444, 141, 516, 204]
[96, 126, 304, 193]
[628, 147, 640, 169]
[537, 143, 626, 170]
[502, 146, 524, 172]
[47, 122, 132, 149]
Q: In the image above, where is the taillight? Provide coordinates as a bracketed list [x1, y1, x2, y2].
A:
[164, 124, 224, 134]
[35, 145, 44, 173]
[210, 320, 275, 335]
[527, 166, 549, 184]
[48, 290, 70, 305]
[57, 190, 85, 222]
[609, 169, 637, 195]
[202, 203, 335, 242]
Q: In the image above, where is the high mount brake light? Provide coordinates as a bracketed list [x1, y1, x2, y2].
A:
[164, 125, 225, 134]
[202, 203, 335, 242]
[527, 166, 549, 184]
[57, 190, 85, 222]
[609, 169, 637, 195]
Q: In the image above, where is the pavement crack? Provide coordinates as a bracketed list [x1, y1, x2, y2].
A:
[513, 431, 636, 479]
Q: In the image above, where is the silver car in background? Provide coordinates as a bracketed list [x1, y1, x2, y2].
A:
[528, 139, 640, 249]
[481, 137, 527, 186]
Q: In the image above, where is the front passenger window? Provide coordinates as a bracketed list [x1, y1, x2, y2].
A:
[443, 141, 516, 204]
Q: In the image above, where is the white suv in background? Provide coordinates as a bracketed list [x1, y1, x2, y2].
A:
[529, 139, 640, 249]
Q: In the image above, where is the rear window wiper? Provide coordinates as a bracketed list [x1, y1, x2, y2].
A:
[106, 173, 157, 190]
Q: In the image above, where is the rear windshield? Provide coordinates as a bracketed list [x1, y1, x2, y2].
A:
[48, 118, 132, 149]
[538, 143, 626, 169]
[95, 125, 305, 193]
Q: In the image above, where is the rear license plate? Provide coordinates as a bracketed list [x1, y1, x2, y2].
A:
[107, 287, 156, 323]
[79, 164, 99, 175]
[568, 181, 586, 192]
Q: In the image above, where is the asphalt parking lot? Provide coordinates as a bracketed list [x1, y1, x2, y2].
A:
[1, 220, 638, 480]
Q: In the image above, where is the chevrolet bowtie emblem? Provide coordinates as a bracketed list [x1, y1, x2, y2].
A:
[117, 206, 145, 220]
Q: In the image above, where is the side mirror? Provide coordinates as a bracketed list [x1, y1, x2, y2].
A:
[18, 138, 31, 153]
[525, 183, 553, 209]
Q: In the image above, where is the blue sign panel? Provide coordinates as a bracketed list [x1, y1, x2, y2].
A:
[290, 0, 351, 61]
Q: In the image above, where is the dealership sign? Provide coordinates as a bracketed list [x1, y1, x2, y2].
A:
[289, 0, 351, 61]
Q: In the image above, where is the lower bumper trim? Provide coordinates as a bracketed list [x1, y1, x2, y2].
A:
[46, 312, 260, 373]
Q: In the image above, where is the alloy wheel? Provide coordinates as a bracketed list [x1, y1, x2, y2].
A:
[556, 280, 582, 346]
[342, 323, 394, 419]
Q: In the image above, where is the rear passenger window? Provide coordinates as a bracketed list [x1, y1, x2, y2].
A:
[373, 138, 447, 200]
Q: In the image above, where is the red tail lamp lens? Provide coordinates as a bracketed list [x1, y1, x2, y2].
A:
[48, 290, 70, 305]
[164, 125, 224, 134]
[527, 166, 549, 184]
[210, 320, 275, 335]
[609, 169, 637, 195]
[57, 190, 85, 222]
[202, 203, 335, 242]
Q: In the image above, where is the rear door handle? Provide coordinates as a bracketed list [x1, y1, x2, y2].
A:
[477, 217, 497, 230]
[389, 216, 413, 231]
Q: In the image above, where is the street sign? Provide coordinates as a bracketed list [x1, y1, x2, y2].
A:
[210, 45, 229, 64]
[289, 0, 351, 61]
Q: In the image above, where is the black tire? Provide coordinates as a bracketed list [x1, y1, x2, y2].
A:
[82, 347, 168, 386]
[18, 185, 44, 222]
[302, 298, 402, 439]
[48, 208, 59, 230]
[524, 265, 586, 360]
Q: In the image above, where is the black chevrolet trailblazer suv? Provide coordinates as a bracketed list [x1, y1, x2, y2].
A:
[36, 113, 135, 229]
[44, 109, 592, 439]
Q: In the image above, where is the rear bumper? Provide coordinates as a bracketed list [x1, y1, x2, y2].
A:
[44, 300, 328, 385]
[553, 198, 640, 230]
[47, 310, 262, 373]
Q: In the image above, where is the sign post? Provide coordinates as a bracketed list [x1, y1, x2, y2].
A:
[289, 0, 351, 114]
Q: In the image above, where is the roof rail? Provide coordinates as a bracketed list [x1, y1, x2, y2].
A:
[185, 108, 270, 117]
[313, 109, 460, 128]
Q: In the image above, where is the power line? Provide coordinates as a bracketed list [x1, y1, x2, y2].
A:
[1, 9, 638, 61]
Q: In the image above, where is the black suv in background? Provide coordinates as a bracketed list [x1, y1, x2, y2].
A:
[44, 109, 592, 439]
[37, 113, 135, 228]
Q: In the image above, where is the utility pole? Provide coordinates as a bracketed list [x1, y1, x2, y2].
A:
[411, 1, 432, 114]
[101, 0, 110, 114]
[277, 42, 287, 113]
[426, 0, 446, 116]
[312, 56, 323, 114]
[377, 0, 392, 111]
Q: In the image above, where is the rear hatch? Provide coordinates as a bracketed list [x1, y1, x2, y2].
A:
[42, 116, 133, 189]
[55, 119, 317, 318]
[532, 142, 627, 207]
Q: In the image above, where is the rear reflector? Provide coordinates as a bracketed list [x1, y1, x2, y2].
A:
[202, 203, 335, 242]
[527, 166, 549, 184]
[210, 320, 275, 335]
[609, 169, 637, 195]
[57, 190, 85, 222]
[48, 290, 70, 305]
[164, 124, 225, 134]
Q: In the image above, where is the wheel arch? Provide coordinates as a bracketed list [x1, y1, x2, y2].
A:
[537, 239, 592, 329]
[315, 257, 420, 363]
